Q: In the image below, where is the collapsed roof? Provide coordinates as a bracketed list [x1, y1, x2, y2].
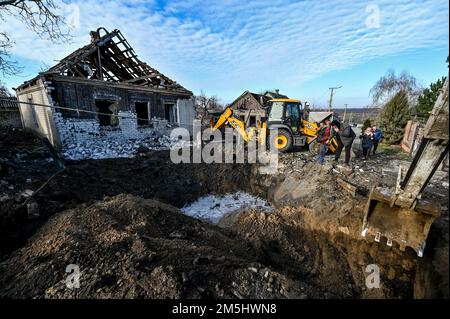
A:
[39, 28, 191, 94]
[230, 90, 270, 108]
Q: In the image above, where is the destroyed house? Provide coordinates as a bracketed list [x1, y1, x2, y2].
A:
[15, 28, 194, 149]
[229, 89, 288, 127]
[229, 91, 270, 127]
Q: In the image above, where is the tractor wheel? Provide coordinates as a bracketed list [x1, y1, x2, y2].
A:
[309, 139, 319, 155]
[270, 129, 292, 152]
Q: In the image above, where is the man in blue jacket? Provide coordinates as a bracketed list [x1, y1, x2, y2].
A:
[372, 125, 383, 155]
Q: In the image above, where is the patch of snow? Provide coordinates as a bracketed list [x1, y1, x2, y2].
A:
[181, 192, 273, 224]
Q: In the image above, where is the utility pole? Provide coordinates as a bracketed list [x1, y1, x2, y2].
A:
[328, 86, 342, 112]
[343, 103, 348, 122]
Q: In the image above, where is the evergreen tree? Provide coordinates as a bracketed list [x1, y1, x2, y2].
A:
[415, 76, 446, 121]
[379, 90, 410, 144]
[362, 118, 372, 131]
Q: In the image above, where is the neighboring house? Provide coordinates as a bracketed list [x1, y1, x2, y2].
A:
[15, 28, 195, 150]
[228, 91, 269, 127]
[229, 89, 288, 127]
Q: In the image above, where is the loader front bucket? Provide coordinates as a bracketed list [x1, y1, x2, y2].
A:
[361, 187, 441, 257]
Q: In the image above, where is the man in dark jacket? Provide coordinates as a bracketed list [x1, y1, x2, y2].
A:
[331, 120, 356, 165]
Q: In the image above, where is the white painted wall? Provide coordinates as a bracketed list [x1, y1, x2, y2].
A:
[176, 97, 195, 135]
[16, 79, 60, 147]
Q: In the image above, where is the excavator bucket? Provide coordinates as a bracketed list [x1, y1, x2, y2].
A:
[362, 75, 448, 258]
[362, 187, 441, 257]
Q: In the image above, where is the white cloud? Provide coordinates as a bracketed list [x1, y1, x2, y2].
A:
[1, 0, 448, 102]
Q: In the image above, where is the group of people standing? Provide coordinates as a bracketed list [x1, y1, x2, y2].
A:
[360, 126, 383, 160]
[316, 118, 382, 165]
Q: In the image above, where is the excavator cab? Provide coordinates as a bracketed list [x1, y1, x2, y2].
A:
[267, 99, 306, 152]
[362, 76, 449, 257]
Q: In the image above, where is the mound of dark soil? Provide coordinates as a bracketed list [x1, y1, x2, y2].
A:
[0, 194, 319, 299]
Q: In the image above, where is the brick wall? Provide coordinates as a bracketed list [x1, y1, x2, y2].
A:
[53, 110, 174, 159]
[54, 110, 172, 146]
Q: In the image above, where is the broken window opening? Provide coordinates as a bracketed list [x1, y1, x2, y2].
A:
[248, 115, 256, 127]
[164, 103, 177, 123]
[135, 102, 150, 127]
[95, 99, 119, 127]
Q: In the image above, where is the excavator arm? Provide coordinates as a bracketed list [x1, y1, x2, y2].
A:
[212, 107, 266, 143]
[362, 76, 449, 256]
[213, 107, 233, 130]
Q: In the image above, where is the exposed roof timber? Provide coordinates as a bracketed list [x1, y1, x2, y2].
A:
[40, 28, 191, 95]
[47, 74, 193, 96]
[123, 74, 159, 83]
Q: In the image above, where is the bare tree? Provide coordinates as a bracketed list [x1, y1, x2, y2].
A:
[0, 31, 19, 75]
[0, 0, 71, 76]
[370, 69, 421, 106]
[0, 80, 12, 96]
[194, 91, 223, 125]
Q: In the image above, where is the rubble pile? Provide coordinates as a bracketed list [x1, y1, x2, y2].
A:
[61, 133, 190, 160]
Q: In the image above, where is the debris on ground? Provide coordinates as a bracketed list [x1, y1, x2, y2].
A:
[0, 129, 448, 299]
[61, 134, 190, 160]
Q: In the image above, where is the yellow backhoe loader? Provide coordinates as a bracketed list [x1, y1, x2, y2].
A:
[362, 76, 449, 257]
[212, 98, 338, 153]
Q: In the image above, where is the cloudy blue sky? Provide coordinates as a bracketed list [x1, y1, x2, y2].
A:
[1, 0, 449, 107]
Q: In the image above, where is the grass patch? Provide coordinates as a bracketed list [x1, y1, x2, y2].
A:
[377, 143, 410, 160]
